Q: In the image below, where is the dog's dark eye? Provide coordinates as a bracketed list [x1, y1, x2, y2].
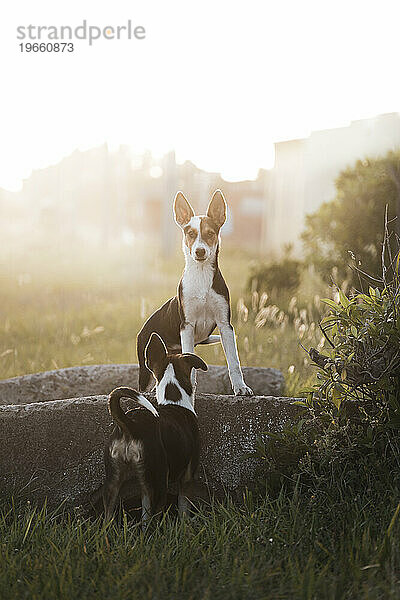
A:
[188, 230, 196, 239]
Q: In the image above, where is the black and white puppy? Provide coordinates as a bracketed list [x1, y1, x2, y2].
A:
[102, 333, 207, 526]
[137, 189, 253, 396]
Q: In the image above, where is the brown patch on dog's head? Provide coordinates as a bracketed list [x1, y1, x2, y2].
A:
[183, 223, 199, 251]
[200, 217, 219, 248]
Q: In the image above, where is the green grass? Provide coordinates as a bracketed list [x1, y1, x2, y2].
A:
[1, 490, 399, 600]
[1, 241, 399, 598]
[0, 243, 319, 392]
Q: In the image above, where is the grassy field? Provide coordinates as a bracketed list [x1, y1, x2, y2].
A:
[1, 241, 399, 599]
[0, 242, 320, 393]
[1, 482, 399, 599]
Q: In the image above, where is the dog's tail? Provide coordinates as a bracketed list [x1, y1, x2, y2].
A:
[197, 334, 221, 346]
[108, 387, 159, 435]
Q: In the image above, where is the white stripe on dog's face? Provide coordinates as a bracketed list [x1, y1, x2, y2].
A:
[156, 363, 196, 414]
[183, 216, 219, 263]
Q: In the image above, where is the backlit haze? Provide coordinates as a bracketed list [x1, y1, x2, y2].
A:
[1, 0, 400, 191]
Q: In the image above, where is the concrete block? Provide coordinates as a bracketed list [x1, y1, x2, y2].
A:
[0, 394, 302, 508]
[0, 364, 284, 406]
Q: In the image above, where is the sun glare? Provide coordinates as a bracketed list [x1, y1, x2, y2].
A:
[0, 0, 399, 190]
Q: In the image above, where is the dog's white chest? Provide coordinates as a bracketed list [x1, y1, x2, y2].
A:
[187, 295, 215, 342]
[181, 265, 228, 341]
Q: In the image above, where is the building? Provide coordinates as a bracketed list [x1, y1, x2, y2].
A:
[262, 112, 400, 255]
[1, 146, 267, 253]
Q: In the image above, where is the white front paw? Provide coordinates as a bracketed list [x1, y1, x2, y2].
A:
[232, 381, 253, 396]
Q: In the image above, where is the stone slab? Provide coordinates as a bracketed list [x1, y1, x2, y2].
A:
[0, 364, 284, 405]
[0, 394, 302, 508]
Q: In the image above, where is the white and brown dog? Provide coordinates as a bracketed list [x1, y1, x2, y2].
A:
[102, 333, 207, 525]
[137, 189, 253, 396]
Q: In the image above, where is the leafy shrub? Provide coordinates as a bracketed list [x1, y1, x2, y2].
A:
[247, 254, 302, 296]
[255, 216, 400, 506]
[306, 222, 400, 428]
[256, 417, 400, 506]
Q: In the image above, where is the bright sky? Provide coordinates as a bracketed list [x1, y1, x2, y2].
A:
[1, 0, 400, 191]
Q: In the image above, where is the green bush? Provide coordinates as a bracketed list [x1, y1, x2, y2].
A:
[306, 228, 400, 428]
[254, 220, 400, 535]
[247, 254, 302, 296]
[302, 151, 400, 282]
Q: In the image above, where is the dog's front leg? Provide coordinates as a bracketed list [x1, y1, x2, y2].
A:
[180, 323, 195, 353]
[218, 323, 253, 396]
[180, 323, 197, 392]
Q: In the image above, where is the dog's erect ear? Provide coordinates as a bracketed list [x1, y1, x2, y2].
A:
[145, 333, 167, 374]
[181, 353, 208, 372]
[173, 192, 195, 228]
[206, 190, 226, 230]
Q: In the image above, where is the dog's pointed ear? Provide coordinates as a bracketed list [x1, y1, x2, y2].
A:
[174, 192, 195, 228]
[145, 333, 167, 374]
[206, 190, 226, 230]
[181, 353, 208, 372]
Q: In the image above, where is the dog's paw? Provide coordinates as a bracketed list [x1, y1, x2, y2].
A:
[233, 382, 253, 396]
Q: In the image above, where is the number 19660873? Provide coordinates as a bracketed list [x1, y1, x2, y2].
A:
[19, 43, 74, 52]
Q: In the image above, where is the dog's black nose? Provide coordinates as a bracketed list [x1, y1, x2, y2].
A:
[195, 248, 206, 259]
